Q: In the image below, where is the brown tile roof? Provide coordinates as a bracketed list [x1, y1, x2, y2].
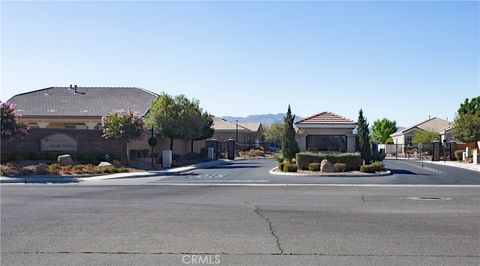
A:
[239, 122, 262, 132]
[391, 117, 452, 136]
[295, 112, 356, 125]
[212, 117, 250, 132]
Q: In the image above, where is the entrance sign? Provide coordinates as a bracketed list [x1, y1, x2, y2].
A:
[41, 134, 78, 151]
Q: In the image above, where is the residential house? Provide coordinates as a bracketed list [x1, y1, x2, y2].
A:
[5, 86, 205, 159]
[8, 86, 157, 129]
[390, 117, 452, 146]
[295, 112, 357, 152]
[211, 117, 263, 149]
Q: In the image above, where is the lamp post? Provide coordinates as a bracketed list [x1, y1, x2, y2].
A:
[236, 120, 239, 152]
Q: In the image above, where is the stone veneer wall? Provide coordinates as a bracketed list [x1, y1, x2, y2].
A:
[1, 128, 126, 157]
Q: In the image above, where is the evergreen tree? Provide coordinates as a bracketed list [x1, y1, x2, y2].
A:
[357, 109, 372, 164]
[281, 105, 299, 162]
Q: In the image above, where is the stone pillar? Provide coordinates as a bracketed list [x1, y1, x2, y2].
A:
[473, 149, 478, 165]
[449, 141, 456, 161]
[227, 138, 235, 160]
[432, 140, 441, 161]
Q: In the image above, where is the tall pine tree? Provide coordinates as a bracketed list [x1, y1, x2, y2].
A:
[357, 109, 372, 164]
[281, 105, 300, 162]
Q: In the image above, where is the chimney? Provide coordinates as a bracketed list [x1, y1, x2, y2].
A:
[74, 85, 78, 93]
[69, 84, 73, 90]
[429, 115, 431, 119]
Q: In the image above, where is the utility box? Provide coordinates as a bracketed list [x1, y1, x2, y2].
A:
[162, 150, 172, 168]
[208, 147, 215, 160]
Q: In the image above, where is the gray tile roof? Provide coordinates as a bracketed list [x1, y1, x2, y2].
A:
[8, 87, 158, 117]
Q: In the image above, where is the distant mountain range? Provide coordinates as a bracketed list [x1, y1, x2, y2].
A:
[221, 114, 406, 131]
[222, 114, 303, 125]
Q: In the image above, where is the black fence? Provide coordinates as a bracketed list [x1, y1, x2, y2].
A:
[379, 142, 456, 161]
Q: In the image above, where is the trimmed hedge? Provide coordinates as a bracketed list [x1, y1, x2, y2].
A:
[1, 152, 121, 164]
[296, 152, 361, 171]
[283, 163, 298, 172]
[309, 163, 321, 172]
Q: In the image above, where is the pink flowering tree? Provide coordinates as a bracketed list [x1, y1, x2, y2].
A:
[102, 110, 146, 163]
[1, 101, 28, 139]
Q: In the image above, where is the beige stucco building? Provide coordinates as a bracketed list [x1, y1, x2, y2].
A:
[295, 112, 357, 152]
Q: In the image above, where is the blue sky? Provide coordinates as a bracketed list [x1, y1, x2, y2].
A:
[1, 1, 479, 126]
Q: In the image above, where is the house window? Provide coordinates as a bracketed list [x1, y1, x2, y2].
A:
[65, 124, 88, 130]
[306, 135, 347, 152]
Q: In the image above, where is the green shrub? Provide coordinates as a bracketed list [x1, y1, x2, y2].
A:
[72, 165, 84, 174]
[0, 152, 122, 164]
[117, 167, 129, 173]
[360, 164, 376, 173]
[274, 154, 284, 164]
[309, 163, 321, 172]
[283, 163, 298, 172]
[454, 150, 464, 161]
[296, 152, 361, 171]
[47, 164, 61, 175]
[372, 161, 385, 172]
[278, 163, 286, 172]
[334, 163, 347, 172]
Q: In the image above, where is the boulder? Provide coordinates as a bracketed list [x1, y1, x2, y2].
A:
[320, 159, 336, 172]
[34, 163, 48, 175]
[57, 154, 73, 166]
[98, 161, 112, 167]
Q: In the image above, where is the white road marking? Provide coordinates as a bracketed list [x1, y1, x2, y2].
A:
[141, 183, 480, 187]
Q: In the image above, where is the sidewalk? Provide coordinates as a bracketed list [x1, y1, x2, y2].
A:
[0, 159, 229, 183]
[421, 160, 480, 172]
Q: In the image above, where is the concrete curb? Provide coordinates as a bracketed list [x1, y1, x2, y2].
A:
[0, 159, 229, 183]
[269, 167, 392, 177]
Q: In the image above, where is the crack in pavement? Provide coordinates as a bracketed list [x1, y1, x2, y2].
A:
[2, 251, 479, 258]
[247, 202, 284, 255]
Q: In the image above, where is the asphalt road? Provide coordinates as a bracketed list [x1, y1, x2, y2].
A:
[1, 159, 480, 265]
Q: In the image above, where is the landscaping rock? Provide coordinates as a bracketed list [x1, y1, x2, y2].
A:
[320, 159, 336, 172]
[34, 163, 48, 175]
[57, 155, 73, 166]
[98, 161, 112, 167]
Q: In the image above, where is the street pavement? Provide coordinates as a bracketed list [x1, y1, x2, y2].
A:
[1, 159, 479, 265]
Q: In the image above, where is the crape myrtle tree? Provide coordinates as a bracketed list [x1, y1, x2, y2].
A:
[102, 109, 146, 162]
[357, 109, 372, 164]
[1, 101, 28, 139]
[281, 105, 299, 162]
[371, 118, 397, 144]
